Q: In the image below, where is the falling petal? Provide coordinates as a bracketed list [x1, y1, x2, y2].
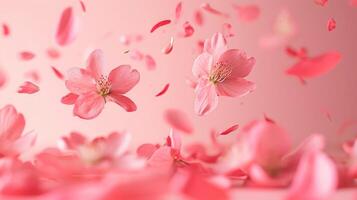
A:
[56, 7, 79, 46]
[285, 46, 308, 59]
[222, 23, 234, 38]
[51, 66, 64, 80]
[24, 70, 40, 83]
[155, 83, 170, 97]
[233, 4, 260, 22]
[201, 3, 229, 18]
[17, 81, 39, 94]
[162, 37, 174, 54]
[164, 109, 194, 134]
[144, 54, 156, 70]
[194, 10, 204, 26]
[327, 18, 336, 32]
[46, 48, 61, 59]
[150, 19, 171, 33]
[175, 2, 182, 22]
[79, 0, 86, 12]
[0, 69, 7, 89]
[180, 21, 194, 37]
[219, 124, 239, 135]
[19, 51, 35, 61]
[2, 23, 10, 36]
[315, 0, 328, 6]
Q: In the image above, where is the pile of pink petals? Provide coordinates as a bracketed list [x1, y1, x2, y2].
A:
[0, 104, 356, 200]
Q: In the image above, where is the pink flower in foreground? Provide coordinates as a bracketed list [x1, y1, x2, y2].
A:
[192, 33, 255, 116]
[0, 105, 36, 157]
[62, 49, 140, 119]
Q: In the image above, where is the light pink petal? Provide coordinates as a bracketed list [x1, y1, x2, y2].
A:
[222, 23, 234, 38]
[203, 32, 227, 60]
[86, 49, 104, 80]
[175, 2, 182, 22]
[137, 143, 159, 158]
[56, 7, 79, 46]
[315, 0, 328, 6]
[218, 49, 255, 78]
[194, 10, 204, 26]
[286, 150, 338, 200]
[286, 51, 341, 78]
[150, 19, 171, 33]
[192, 52, 213, 78]
[155, 83, 170, 97]
[2, 23, 10, 36]
[73, 92, 105, 119]
[0, 105, 25, 142]
[46, 48, 61, 59]
[58, 131, 86, 150]
[327, 18, 336, 32]
[129, 49, 144, 61]
[162, 36, 174, 54]
[144, 54, 156, 70]
[285, 46, 308, 59]
[194, 80, 218, 116]
[180, 21, 194, 37]
[200, 3, 229, 18]
[19, 51, 35, 61]
[233, 4, 260, 22]
[216, 78, 255, 97]
[186, 78, 198, 88]
[109, 93, 137, 112]
[147, 146, 173, 168]
[51, 66, 64, 80]
[61, 93, 79, 105]
[7, 132, 36, 156]
[164, 109, 194, 134]
[65, 68, 96, 95]
[108, 65, 140, 94]
[219, 124, 239, 135]
[17, 81, 39, 94]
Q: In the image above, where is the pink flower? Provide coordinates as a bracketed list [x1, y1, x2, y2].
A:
[192, 33, 255, 116]
[0, 105, 36, 158]
[62, 49, 140, 119]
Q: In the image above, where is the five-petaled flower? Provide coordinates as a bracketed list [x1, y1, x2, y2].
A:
[62, 49, 140, 119]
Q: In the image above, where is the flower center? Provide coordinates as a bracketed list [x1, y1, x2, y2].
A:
[209, 62, 232, 84]
[96, 75, 111, 97]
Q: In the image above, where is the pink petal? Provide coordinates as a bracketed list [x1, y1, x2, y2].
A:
[65, 68, 96, 95]
[8, 132, 36, 156]
[86, 49, 104, 80]
[129, 49, 144, 61]
[168, 129, 182, 151]
[61, 93, 79, 105]
[56, 7, 79, 46]
[59, 131, 86, 150]
[222, 23, 234, 38]
[150, 19, 171, 33]
[109, 93, 137, 112]
[144, 54, 156, 70]
[175, 2, 182, 22]
[108, 65, 140, 94]
[233, 4, 260, 22]
[194, 80, 218, 116]
[203, 32, 227, 60]
[192, 52, 213, 78]
[200, 3, 229, 18]
[286, 149, 337, 200]
[2, 23, 10, 36]
[51, 66, 64, 80]
[79, 0, 86, 12]
[17, 81, 39, 94]
[137, 143, 159, 158]
[24, 70, 40, 83]
[0, 69, 6, 89]
[186, 78, 198, 88]
[46, 48, 61, 59]
[219, 124, 239, 135]
[180, 21, 194, 37]
[315, 0, 328, 6]
[327, 18, 336, 32]
[286, 51, 341, 78]
[147, 146, 173, 168]
[162, 36, 174, 54]
[218, 49, 255, 78]
[0, 105, 25, 142]
[216, 78, 255, 97]
[194, 10, 204, 26]
[285, 46, 308, 59]
[19, 51, 35, 61]
[73, 92, 105, 119]
[155, 83, 170, 97]
[164, 109, 194, 134]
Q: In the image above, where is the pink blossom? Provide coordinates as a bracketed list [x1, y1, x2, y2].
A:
[192, 32, 255, 116]
[63, 49, 140, 119]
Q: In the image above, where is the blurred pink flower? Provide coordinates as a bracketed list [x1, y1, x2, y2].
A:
[0, 105, 36, 158]
[342, 137, 357, 178]
[192, 32, 255, 116]
[62, 49, 140, 119]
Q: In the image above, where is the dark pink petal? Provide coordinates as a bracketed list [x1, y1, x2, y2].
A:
[233, 4, 260, 22]
[164, 109, 194, 134]
[350, 0, 357, 7]
[175, 2, 182, 22]
[162, 36, 174, 54]
[19, 51, 35, 61]
[180, 21, 194, 37]
[51, 66, 64, 80]
[150, 19, 171, 33]
[197, 40, 205, 53]
[286, 51, 341, 78]
[17, 81, 39, 94]
[2, 23, 10, 36]
[61, 93, 79, 105]
[194, 80, 218, 116]
[109, 93, 137, 112]
[56, 7, 79, 46]
[155, 83, 170, 97]
[79, 0, 86, 12]
[108, 65, 140, 94]
[219, 124, 239, 135]
[144, 54, 156, 70]
[315, 0, 328, 6]
[46, 48, 61, 59]
[222, 23, 234, 38]
[194, 10, 204, 26]
[327, 18, 336, 32]
[200, 3, 229, 18]
[73, 92, 105, 119]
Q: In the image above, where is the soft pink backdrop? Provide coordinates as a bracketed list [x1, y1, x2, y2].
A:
[0, 0, 356, 162]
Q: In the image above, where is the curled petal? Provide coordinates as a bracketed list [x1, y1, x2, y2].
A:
[51, 66, 64, 80]
[200, 3, 229, 18]
[150, 19, 171, 33]
[0, 105, 25, 143]
[162, 37, 174, 54]
[155, 83, 170, 97]
[327, 18, 336, 32]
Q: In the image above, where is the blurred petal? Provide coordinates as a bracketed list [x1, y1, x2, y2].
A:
[194, 80, 218, 116]
[164, 109, 194, 134]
